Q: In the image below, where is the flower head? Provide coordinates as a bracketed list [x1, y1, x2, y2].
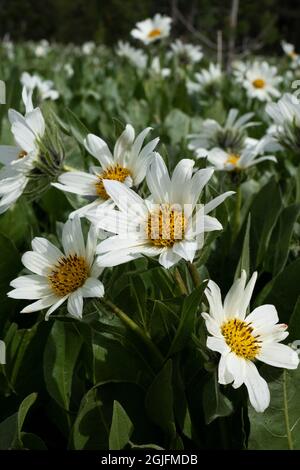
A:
[116, 41, 147, 69]
[234, 61, 281, 102]
[281, 40, 300, 68]
[93, 153, 234, 269]
[187, 63, 222, 94]
[8, 217, 104, 320]
[131, 14, 172, 45]
[266, 93, 300, 152]
[168, 39, 203, 65]
[21, 72, 59, 102]
[53, 125, 159, 218]
[202, 271, 299, 412]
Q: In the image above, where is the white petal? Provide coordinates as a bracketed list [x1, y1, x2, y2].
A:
[62, 217, 85, 257]
[81, 278, 104, 298]
[45, 296, 68, 320]
[206, 336, 229, 354]
[103, 180, 148, 218]
[218, 354, 233, 385]
[146, 152, 171, 203]
[224, 271, 247, 319]
[258, 343, 299, 369]
[170, 159, 194, 203]
[239, 272, 258, 318]
[31, 237, 63, 264]
[158, 248, 181, 269]
[25, 108, 45, 138]
[21, 294, 59, 313]
[205, 280, 225, 324]
[246, 304, 278, 330]
[244, 361, 270, 413]
[114, 124, 135, 163]
[0, 145, 19, 165]
[67, 291, 83, 319]
[84, 133, 113, 168]
[226, 353, 246, 388]
[22, 251, 52, 276]
[172, 240, 197, 262]
[201, 312, 222, 337]
[204, 191, 235, 215]
[54, 171, 98, 196]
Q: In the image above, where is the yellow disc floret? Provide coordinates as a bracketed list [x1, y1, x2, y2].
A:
[252, 78, 266, 89]
[95, 164, 132, 200]
[147, 205, 187, 247]
[48, 254, 89, 297]
[221, 318, 261, 360]
[148, 28, 162, 39]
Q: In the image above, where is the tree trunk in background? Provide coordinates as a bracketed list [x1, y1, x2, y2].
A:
[227, 0, 239, 71]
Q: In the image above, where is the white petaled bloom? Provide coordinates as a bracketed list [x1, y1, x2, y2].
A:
[0, 88, 45, 214]
[64, 63, 74, 78]
[21, 72, 59, 102]
[131, 14, 172, 45]
[281, 40, 300, 68]
[150, 57, 171, 78]
[82, 41, 96, 55]
[266, 93, 300, 151]
[188, 109, 259, 158]
[203, 137, 277, 172]
[7, 218, 104, 320]
[94, 153, 234, 269]
[202, 271, 299, 412]
[116, 41, 147, 69]
[34, 39, 50, 57]
[52, 125, 159, 218]
[238, 61, 281, 102]
[0, 340, 5, 365]
[168, 39, 203, 64]
[187, 63, 222, 94]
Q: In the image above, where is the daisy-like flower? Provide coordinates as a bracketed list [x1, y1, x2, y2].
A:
[187, 63, 222, 94]
[202, 271, 299, 412]
[236, 61, 281, 102]
[266, 93, 300, 151]
[131, 14, 172, 45]
[281, 40, 300, 68]
[53, 125, 159, 218]
[0, 340, 5, 364]
[94, 153, 234, 269]
[82, 41, 96, 55]
[34, 39, 50, 58]
[21, 72, 59, 102]
[188, 109, 259, 158]
[150, 57, 171, 78]
[168, 39, 203, 65]
[0, 88, 45, 214]
[201, 137, 276, 172]
[116, 41, 147, 69]
[8, 217, 104, 320]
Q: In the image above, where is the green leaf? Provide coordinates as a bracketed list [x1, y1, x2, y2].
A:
[288, 296, 300, 342]
[64, 107, 89, 145]
[235, 214, 251, 279]
[109, 400, 133, 450]
[20, 432, 47, 450]
[167, 283, 206, 357]
[44, 321, 82, 411]
[164, 109, 190, 144]
[248, 366, 300, 450]
[0, 392, 37, 449]
[145, 360, 176, 442]
[265, 204, 300, 275]
[202, 371, 233, 425]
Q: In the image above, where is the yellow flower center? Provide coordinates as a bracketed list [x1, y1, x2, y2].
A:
[148, 28, 162, 39]
[95, 164, 132, 200]
[18, 150, 28, 159]
[252, 78, 266, 89]
[48, 254, 89, 297]
[221, 318, 261, 360]
[227, 153, 240, 166]
[289, 51, 298, 60]
[147, 205, 187, 247]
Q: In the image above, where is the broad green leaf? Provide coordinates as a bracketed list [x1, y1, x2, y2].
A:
[109, 400, 133, 450]
[248, 366, 300, 450]
[167, 283, 206, 357]
[288, 297, 300, 342]
[235, 214, 251, 279]
[202, 371, 233, 424]
[44, 321, 82, 410]
[64, 107, 89, 145]
[145, 360, 176, 443]
[164, 109, 190, 144]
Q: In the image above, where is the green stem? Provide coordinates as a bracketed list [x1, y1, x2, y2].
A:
[283, 370, 294, 450]
[233, 183, 242, 241]
[174, 268, 188, 295]
[187, 261, 201, 287]
[100, 298, 164, 367]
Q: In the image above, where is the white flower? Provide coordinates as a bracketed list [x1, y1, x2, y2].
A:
[34, 39, 50, 57]
[52, 125, 159, 218]
[168, 39, 203, 64]
[21, 72, 59, 102]
[94, 153, 234, 269]
[82, 41, 96, 55]
[237, 61, 281, 102]
[266, 93, 300, 151]
[116, 41, 147, 69]
[202, 137, 276, 172]
[64, 63, 74, 78]
[0, 340, 5, 364]
[188, 109, 258, 157]
[202, 271, 299, 412]
[7, 217, 104, 320]
[187, 63, 222, 94]
[131, 14, 172, 45]
[150, 57, 171, 78]
[0, 90, 45, 214]
[281, 40, 300, 68]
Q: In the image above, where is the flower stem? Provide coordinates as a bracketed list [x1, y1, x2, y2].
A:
[174, 268, 188, 295]
[187, 261, 201, 287]
[100, 298, 164, 367]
